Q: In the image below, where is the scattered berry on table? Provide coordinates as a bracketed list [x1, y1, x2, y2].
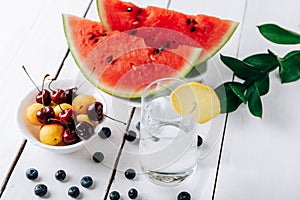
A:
[124, 130, 137, 142]
[135, 121, 140, 131]
[34, 183, 48, 197]
[26, 168, 39, 180]
[54, 169, 66, 181]
[124, 168, 136, 180]
[128, 188, 138, 199]
[68, 186, 80, 198]
[92, 151, 104, 163]
[81, 176, 93, 188]
[109, 190, 120, 200]
[98, 127, 111, 139]
[197, 135, 203, 147]
[75, 121, 95, 140]
[177, 191, 191, 200]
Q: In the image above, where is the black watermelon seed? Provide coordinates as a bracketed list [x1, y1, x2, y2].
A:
[126, 7, 133, 12]
[94, 38, 99, 43]
[192, 19, 197, 24]
[197, 135, 203, 147]
[101, 33, 107, 36]
[128, 188, 138, 199]
[98, 127, 111, 139]
[89, 34, 96, 40]
[124, 168, 136, 180]
[177, 191, 191, 200]
[186, 18, 191, 25]
[107, 55, 113, 63]
[190, 26, 196, 32]
[153, 49, 160, 55]
[129, 29, 137, 35]
[158, 46, 165, 51]
[164, 42, 171, 48]
[93, 152, 104, 163]
[124, 130, 137, 142]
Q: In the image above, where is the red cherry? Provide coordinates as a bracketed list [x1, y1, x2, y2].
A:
[63, 128, 79, 145]
[58, 108, 76, 126]
[36, 89, 51, 106]
[65, 88, 77, 104]
[36, 106, 55, 124]
[87, 102, 104, 122]
[51, 89, 66, 104]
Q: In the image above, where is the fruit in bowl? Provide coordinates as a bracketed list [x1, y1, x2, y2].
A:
[17, 68, 109, 153]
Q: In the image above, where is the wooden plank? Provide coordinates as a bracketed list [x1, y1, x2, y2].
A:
[103, 0, 247, 199]
[0, 0, 92, 194]
[213, 0, 300, 199]
[1, 71, 132, 199]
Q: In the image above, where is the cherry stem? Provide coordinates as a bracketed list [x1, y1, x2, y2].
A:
[103, 114, 126, 125]
[48, 79, 55, 92]
[22, 65, 40, 92]
[41, 74, 50, 106]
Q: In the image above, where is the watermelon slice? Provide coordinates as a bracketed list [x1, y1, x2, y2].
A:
[96, 0, 239, 64]
[63, 14, 202, 98]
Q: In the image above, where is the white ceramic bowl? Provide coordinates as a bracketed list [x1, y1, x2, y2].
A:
[17, 79, 105, 154]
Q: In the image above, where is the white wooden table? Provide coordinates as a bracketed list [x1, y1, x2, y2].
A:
[1, 0, 300, 199]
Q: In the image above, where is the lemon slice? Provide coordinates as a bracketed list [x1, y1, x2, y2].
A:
[170, 82, 221, 123]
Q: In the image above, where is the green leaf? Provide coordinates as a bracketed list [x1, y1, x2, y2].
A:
[246, 84, 263, 118]
[220, 54, 262, 80]
[243, 51, 279, 72]
[228, 82, 247, 103]
[255, 74, 269, 96]
[214, 82, 243, 114]
[258, 24, 300, 44]
[278, 50, 300, 83]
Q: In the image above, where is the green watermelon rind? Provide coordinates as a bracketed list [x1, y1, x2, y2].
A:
[96, 0, 112, 31]
[199, 21, 239, 64]
[62, 14, 202, 98]
[62, 14, 84, 70]
[96, 0, 239, 65]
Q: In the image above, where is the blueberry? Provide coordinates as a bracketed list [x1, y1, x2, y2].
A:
[124, 168, 136, 180]
[177, 191, 191, 200]
[26, 168, 38, 180]
[98, 127, 111, 139]
[34, 183, 47, 197]
[68, 186, 80, 198]
[109, 191, 120, 200]
[124, 130, 137, 142]
[81, 176, 93, 188]
[128, 188, 138, 199]
[135, 121, 140, 131]
[92, 151, 104, 163]
[197, 135, 203, 147]
[54, 169, 66, 181]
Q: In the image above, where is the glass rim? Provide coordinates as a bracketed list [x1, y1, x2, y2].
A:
[141, 77, 197, 117]
[141, 77, 186, 99]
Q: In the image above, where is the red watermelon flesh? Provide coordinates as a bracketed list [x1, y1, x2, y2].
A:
[97, 0, 239, 64]
[63, 14, 202, 98]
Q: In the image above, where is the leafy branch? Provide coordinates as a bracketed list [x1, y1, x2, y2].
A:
[215, 24, 300, 118]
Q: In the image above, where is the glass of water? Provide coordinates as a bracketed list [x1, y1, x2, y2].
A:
[139, 78, 198, 186]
